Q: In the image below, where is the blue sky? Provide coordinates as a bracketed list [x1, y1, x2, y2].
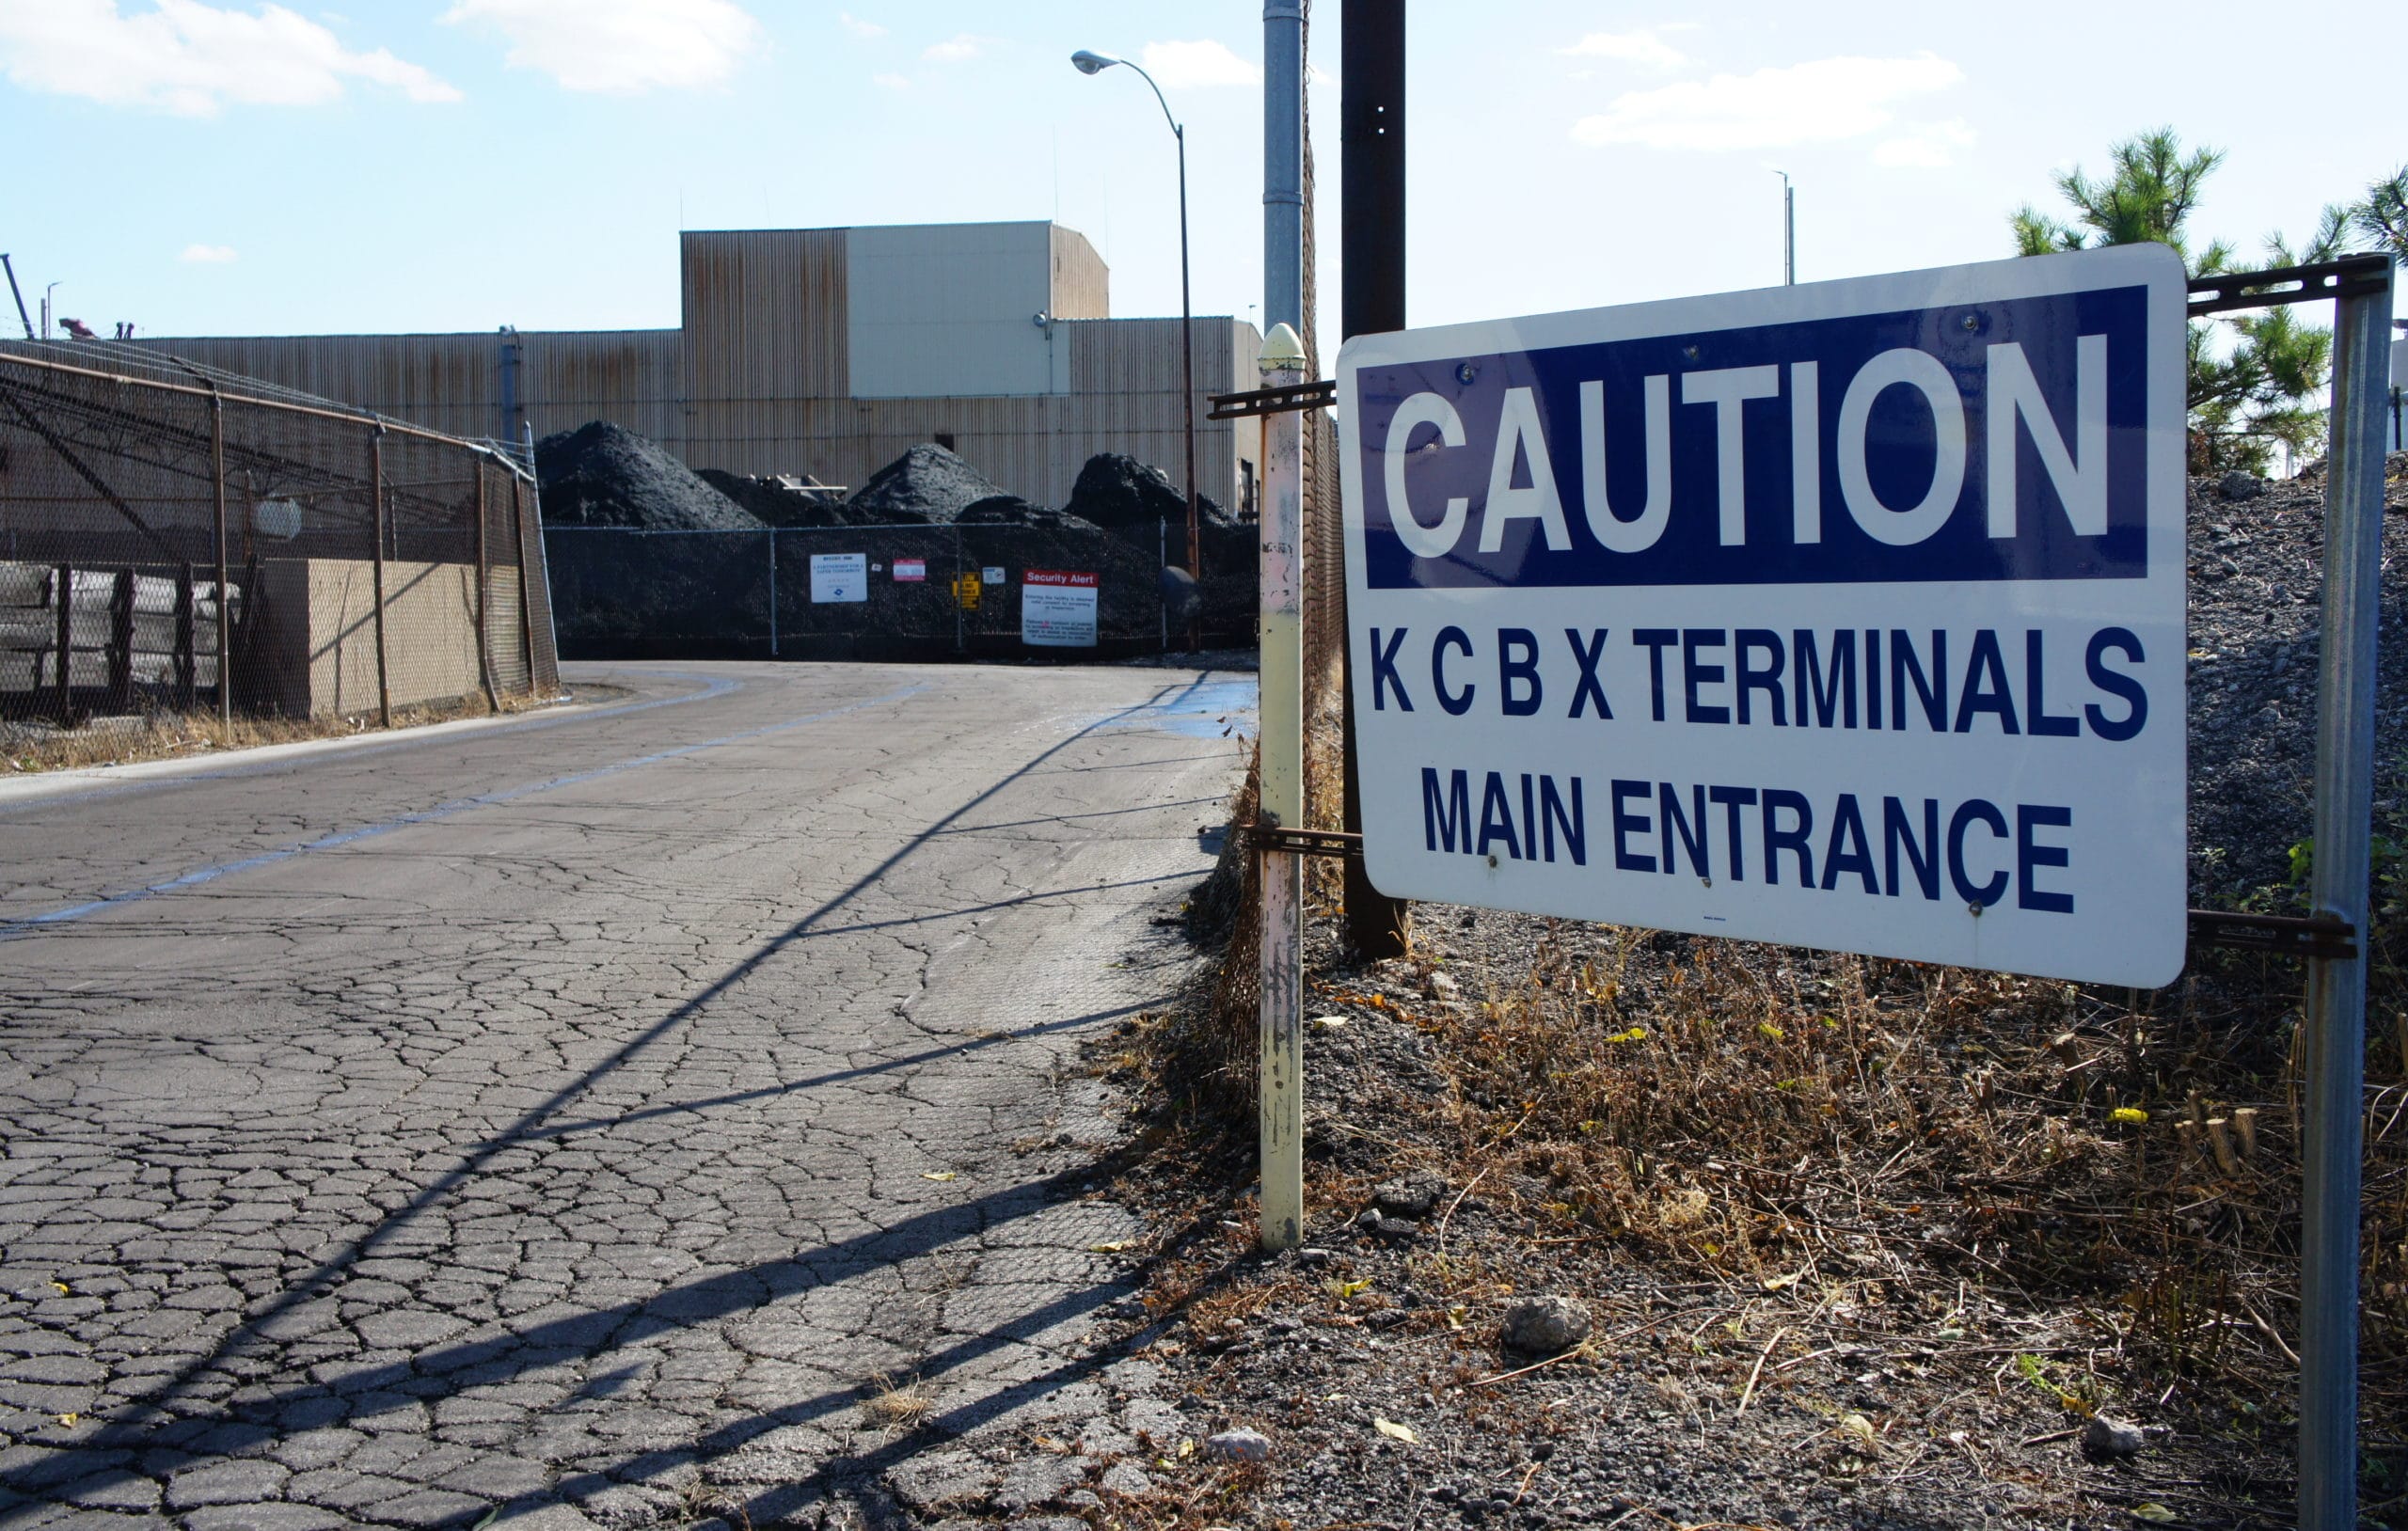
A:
[0, 2, 2394, 351]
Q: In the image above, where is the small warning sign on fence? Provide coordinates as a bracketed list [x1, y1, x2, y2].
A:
[809, 553, 866, 604]
[894, 559, 927, 582]
[1022, 570, 1099, 648]
[953, 571, 982, 609]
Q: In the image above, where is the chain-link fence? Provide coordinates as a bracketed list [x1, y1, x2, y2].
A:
[0, 342, 558, 758]
[546, 521, 1255, 662]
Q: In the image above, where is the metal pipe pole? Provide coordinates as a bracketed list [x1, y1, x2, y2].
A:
[1257, 324, 1307, 1252]
[1785, 182, 1796, 285]
[2298, 261, 2392, 1531]
[1262, 1, 1304, 332]
[524, 423, 556, 689]
[210, 390, 230, 729]
[371, 425, 391, 728]
[474, 457, 498, 710]
[769, 529, 780, 658]
[1176, 122, 1200, 650]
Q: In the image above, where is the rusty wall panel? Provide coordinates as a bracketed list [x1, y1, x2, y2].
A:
[520, 330, 683, 446]
[680, 229, 848, 405]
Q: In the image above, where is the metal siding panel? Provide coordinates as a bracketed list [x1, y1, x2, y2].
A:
[846, 224, 1058, 399]
[681, 229, 848, 406]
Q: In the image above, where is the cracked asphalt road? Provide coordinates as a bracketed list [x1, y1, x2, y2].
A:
[0, 661, 1252, 1529]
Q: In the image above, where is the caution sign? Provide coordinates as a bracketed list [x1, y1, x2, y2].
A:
[953, 571, 983, 609]
[1338, 245, 2188, 986]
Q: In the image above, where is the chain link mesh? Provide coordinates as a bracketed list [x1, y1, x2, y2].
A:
[0, 343, 559, 759]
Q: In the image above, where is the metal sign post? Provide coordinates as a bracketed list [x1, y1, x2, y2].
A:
[2297, 255, 2393, 1531]
[1257, 324, 1308, 1251]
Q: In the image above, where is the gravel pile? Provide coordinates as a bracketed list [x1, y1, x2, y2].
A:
[693, 468, 859, 528]
[532, 421, 764, 531]
[2184, 451, 2408, 904]
[844, 443, 1005, 525]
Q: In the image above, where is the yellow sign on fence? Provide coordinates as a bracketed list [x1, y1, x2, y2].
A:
[952, 572, 982, 610]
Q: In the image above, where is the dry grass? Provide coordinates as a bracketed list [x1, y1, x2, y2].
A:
[0, 691, 541, 773]
[857, 1372, 933, 1432]
[1390, 921, 2408, 1445]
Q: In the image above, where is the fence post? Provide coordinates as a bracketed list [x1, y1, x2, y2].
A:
[1158, 515, 1168, 653]
[474, 458, 499, 711]
[513, 466, 537, 687]
[51, 562, 71, 720]
[954, 521, 964, 655]
[174, 561, 195, 711]
[370, 424, 391, 728]
[1257, 324, 1307, 1253]
[210, 391, 230, 729]
[2298, 260, 2393, 1531]
[769, 529, 779, 658]
[107, 568, 133, 713]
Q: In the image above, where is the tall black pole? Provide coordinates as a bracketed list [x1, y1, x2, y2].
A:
[1177, 122, 1200, 650]
[1339, 0, 1411, 958]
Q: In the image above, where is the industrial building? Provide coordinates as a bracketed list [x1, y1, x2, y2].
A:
[136, 220, 1266, 516]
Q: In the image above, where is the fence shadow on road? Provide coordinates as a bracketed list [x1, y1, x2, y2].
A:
[0, 671, 1245, 1508]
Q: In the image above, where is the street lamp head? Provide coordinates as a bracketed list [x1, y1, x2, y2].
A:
[1069, 49, 1115, 75]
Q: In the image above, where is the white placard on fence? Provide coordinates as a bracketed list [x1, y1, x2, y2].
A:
[810, 553, 866, 604]
[1338, 245, 2190, 986]
[1022, 569, 1100, 648]
[894, 558, 927, 582]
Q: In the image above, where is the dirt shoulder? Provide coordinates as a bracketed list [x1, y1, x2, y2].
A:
[1074, 897, 2401, 1531]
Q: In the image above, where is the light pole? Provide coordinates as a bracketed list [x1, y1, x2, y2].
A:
[42, 282, 61, 340]
[1771, 170, 1795, 286]
[1071, 48, 1199, 644]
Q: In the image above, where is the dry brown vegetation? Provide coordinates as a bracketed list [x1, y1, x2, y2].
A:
[1128, 839, 2408, 1521]
[0, 691, 541, 774]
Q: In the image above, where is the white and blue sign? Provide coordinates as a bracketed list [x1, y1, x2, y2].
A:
[1338, 246, 2188, 986]
[810, 552, 867, 604]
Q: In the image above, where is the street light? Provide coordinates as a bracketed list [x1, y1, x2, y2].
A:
[1071, 48, 1200, 640]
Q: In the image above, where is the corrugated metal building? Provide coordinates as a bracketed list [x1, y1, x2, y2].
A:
[139, 221, 1264, 516]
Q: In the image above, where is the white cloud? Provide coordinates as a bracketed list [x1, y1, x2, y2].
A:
[837, 11, 882, 39]
[442, 0, 761, 93]
[0, 0, 458, 116]
[1872, 117, 1976, 168]
[921, 32, 986, 63]
[178, 243, 238, 262]
[1556, 28, 1687, 71]
[1136, 39, 1258, 89]
[871, 71, 908, 91]
[1572, 54, 1963, 152]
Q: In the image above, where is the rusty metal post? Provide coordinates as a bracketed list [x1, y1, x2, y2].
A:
[473, 457, 498, 711]
[210, 391, 230, 729]
[371, 424, 390, 728]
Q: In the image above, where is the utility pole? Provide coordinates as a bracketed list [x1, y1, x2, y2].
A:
[1339, 0, 1412, 959]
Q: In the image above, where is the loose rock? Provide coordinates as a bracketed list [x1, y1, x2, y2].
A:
[1372, 1172, 1449, 1219]
[2083, 1414, 2148, 1458]
[1499, 1295, 1592, 1356]
[1203, 1428, 1274, 1461]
